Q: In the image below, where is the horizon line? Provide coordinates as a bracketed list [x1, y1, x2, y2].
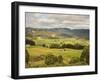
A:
[26, 27, 89, 30]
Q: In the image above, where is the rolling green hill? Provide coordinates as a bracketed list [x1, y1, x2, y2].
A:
[25, 27, 89, 68]
[26, 27, 89, 39]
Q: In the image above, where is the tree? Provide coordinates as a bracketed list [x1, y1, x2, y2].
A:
[57, 55, 63, 63]
[61, 43, 74, 48]
[26, 39, 35, 46]
[80, 46, 89, 64]
[45, 54, 57, 65]
[74, 43, 84, 49]
[25, 49, 30, 64]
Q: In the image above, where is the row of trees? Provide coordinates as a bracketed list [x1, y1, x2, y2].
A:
[25, 39, 85, 50]
[44, 43, 85, 50]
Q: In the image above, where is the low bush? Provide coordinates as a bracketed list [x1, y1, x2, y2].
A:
[42, 44, 46, 47]
[69, 57, 80, 64]
[57, 55, 63, 63]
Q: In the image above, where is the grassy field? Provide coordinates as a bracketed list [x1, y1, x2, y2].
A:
[25, 38, 89, 68]
[27, 37, 89, 46]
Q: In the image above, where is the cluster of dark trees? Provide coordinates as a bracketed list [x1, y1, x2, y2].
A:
[61, 43, 84, 49]
[43, 43, 84, 50]
[26, 39, 35, 46]
[80, 46, 89, 64]
[45, 54, 63, 65]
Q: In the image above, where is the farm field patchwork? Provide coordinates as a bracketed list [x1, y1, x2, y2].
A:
[25, 38, 89, 68]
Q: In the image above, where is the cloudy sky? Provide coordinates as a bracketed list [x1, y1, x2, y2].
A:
[25, 12, 89, 29]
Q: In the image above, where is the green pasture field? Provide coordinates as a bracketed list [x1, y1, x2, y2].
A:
[25, 38, 89, 68]
[27, 37, 89, 46]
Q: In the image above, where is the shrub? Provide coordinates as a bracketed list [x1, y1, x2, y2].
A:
[57, 55, 63, 63]
[42, 44, 46, 47]
[80, 46, 89, 64]
[45, 54, 58, 65]
[69, 57, 80, 64]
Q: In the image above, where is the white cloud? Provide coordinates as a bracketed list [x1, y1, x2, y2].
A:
[25, 12, 89, 29]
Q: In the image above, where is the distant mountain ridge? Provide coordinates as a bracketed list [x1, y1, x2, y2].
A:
[26, 27, 89, 39]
